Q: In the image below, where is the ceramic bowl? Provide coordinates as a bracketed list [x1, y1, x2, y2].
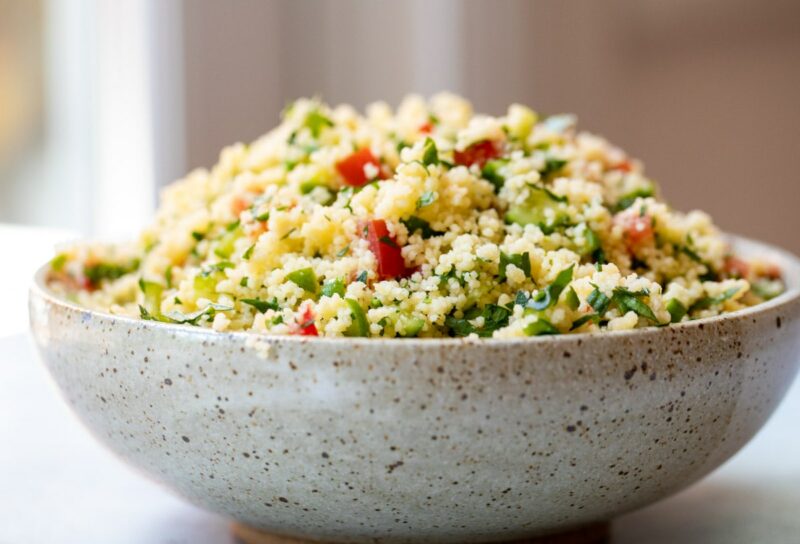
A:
[29, 235, 800, 543]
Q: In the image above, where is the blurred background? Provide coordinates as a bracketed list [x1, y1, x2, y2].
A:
[1, 0, 799, 250]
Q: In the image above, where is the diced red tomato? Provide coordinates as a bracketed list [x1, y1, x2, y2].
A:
[724, 256, 750, 279]
[418, 121, 434, 134]
[761, 263, 782, 280]
[293, 305, 319, 336]
[336, 148, 383, 187]
[231, 195, 249, 215]
[616, 213, 654, 252]
[362, 219, 406, 280]
[80, 276, 97, 291]
[614, 159, 633, 173]
[453, 140, 502, 169]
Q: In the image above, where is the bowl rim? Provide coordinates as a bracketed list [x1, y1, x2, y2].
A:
[30, 233, 800, 347]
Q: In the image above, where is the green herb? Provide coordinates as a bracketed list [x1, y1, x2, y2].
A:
[526, 265, 574, 311]
[191, 231, 204, 242]
[241, 297, 280, 313]
[565, 287, 580, 311]
[530, 184, 568, 203]
[689, 286, 741, 312]
[615, 186, 654, 212]
[679, 245, 703, 263]
[141, 303, 232, 326]
[396, 140, 410, 153]
[321, 277, 346, 298]
[612, 287, 659, 323]
[83, 259, 140, 286]
[254, 211, 270, 222]
[524, 318, 560, 336]
[286, 267, 318, 294]
[164, 266, 174, 289]
[445, 304, 511, 337]
[200, 261, 234, 276]
[138, 305, 172, 323]
[344, 299, 369, 337]
[50, 253, 68, 272]
[401, 216, 442, 239]
[422, 137, 439, 166]
[355, 270, 368, 283]
[587, 285, 611, 314]
[138, 278, 163, 315]
[481, 159, 508, 191]
[173, 296, 182, 304]
[239, 277, 249, 287]
[305, 109, 334, 138]
[280, 228, 296, 241]
[570, 314, 599, 331]
[336, 245, 350, 258]
[378, 235, 399, 249]
[416, 190, 436, 209]
[583, 227, 605, 264]
[540, 157, 567, 179]
[226, 219, 240, 231]
[499, 252, 531, 282]
[243, 244, 255, 260]
[514, 290, 530, 307]
[666, 299, 687, 323]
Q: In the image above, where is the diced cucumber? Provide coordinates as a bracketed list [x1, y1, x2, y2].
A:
[287, 267, 318, 294]
[344, 298, 369, 337]
[505, 186, 568, 233]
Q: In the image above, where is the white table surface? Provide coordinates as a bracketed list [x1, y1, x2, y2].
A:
[2, 225, 800, 544]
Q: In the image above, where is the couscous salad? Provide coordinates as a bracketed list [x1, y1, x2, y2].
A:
[48, 94, 785, 338]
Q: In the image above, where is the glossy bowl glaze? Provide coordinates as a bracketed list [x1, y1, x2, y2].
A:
[29, 236, 800, 543]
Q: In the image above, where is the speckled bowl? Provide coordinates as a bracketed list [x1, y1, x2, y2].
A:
[29, 235, 800, 544]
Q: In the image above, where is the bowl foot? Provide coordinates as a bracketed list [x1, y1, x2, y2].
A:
[231, 521, 609, 544]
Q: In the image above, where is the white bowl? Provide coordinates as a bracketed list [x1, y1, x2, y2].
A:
[29, 235, 800, 543]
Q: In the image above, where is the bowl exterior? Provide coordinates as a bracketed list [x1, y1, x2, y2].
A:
[29, 289, 800, 543]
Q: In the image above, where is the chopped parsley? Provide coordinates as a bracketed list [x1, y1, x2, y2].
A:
[401, 216, 442, 239]
[526, 265, 574, 311]
[499, 252, 531, 282]
[445, 304, 511, 337]
[242, 244, 255, 260]
[689, 286, 741, 313]
[587, 285, 611, 314]
[241, 297, 280, 313]
[83, 259, 140, 286]
[422, 137, 439, 166]
[612, 287, 659, 323]
[540, 157, 567, 179]
[416, 190, 436, 209]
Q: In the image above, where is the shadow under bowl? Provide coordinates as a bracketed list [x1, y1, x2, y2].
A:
[29, 235, 800, 543]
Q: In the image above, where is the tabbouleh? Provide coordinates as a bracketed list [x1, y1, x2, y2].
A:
[47, 94, 785, 338]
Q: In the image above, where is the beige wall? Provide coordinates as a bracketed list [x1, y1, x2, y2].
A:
[180, 0, 800, 253]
